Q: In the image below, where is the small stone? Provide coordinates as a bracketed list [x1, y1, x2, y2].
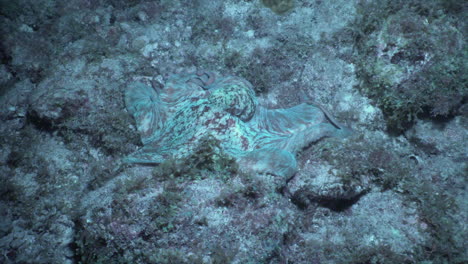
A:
[137, 11, 148, 22]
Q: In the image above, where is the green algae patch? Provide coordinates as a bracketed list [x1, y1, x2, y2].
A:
[261, 0, 294, 15]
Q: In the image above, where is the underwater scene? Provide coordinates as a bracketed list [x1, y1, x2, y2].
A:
[0, 0, 466, 263]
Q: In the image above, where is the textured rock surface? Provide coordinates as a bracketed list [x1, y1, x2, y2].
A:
[0, 0, 465, 263]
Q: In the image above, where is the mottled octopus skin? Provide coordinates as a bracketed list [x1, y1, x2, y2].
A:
[124, 71, 351, 179]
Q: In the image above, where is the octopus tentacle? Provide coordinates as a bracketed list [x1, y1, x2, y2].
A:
[125, 82, 165, 144]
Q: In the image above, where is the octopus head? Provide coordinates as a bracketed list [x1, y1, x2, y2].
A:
[208, 79, 258, 121]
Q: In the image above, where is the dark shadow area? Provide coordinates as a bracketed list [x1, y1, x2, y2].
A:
[291, 188, 369, 212]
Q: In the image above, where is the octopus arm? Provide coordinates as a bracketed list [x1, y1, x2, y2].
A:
[122, 144, 167, 164]
[161, 71, 215, 107]
[125, 82, 165, 144]
[251, 103, 351, 152]
[251, 103, 325, 134]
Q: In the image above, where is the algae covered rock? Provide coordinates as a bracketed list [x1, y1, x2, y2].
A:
[261, 0, 294, 15]
[353, 0, 466, 132]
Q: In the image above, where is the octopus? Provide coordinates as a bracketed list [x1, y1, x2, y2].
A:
[124, 70, 351, 179]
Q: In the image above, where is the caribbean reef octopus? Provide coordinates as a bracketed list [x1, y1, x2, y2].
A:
[124, 70, 351, 179]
